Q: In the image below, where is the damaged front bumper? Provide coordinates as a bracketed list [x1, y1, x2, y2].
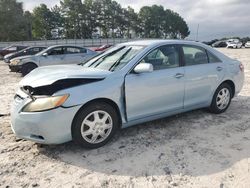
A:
[10, 89, 81, 144]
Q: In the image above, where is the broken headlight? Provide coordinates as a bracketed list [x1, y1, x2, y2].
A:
[22, 94, 69, 112]
[10, 59, 21, 65]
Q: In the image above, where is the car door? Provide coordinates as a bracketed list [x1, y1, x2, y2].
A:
[39, 47, 66, 66]
[125, 45, 185, 121]
[181, 45, 225, 108]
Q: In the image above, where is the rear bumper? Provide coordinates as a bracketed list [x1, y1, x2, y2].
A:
[234, 71, 245, 96]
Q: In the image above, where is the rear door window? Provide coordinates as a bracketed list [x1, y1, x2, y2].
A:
[48, 47, 65, 55]
[66, 47, 86, 54]
[182, 45, 209, 66]
[207, 51, 222, 63]
[32, 48, 41, 53]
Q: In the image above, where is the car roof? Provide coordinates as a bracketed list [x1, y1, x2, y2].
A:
[120, 39, 206, 48]
[120, 39, 231, 62]
[24, 46, 46, 49]
[47, 45, 85, 49]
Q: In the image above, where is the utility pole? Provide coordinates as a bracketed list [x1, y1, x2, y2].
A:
[196, 24, 199, 41]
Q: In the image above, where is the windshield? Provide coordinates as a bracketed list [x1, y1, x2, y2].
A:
[82, 45, 145, 71]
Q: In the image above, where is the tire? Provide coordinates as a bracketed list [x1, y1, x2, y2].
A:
[72, 102, 119, 148]
[21, 63, 37, 76]
[209, 83, 232, 114]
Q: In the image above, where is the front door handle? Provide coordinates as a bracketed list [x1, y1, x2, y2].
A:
[175, 73, 184, 78]
[217, 66, 223, 71]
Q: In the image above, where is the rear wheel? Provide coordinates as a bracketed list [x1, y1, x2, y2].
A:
[209, 83, 232, 114]
[72, 102, 119, 148]
[21, 63, 37, 76]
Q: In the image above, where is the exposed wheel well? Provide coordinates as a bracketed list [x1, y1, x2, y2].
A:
[24, 62, 38, 67]
[71, 98, 122, 131]
[221, 80, 235, 97]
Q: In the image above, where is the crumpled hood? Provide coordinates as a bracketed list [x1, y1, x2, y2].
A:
[20, 65, 111, 87]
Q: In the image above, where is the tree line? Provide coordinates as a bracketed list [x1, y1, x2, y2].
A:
[0, 0, 190, 41]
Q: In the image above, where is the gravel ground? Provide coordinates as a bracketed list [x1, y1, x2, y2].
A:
[0, 48, 250, 188]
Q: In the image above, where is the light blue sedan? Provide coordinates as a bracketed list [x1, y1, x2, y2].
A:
[10, 40, 245, 148]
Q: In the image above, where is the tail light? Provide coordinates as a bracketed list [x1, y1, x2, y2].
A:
[239, 63, 244, 72]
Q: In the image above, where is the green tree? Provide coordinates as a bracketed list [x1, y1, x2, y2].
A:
[84, 0, 100, 38]
[32, 4, 54, 39]
[165, 10, 190, 39]
[23, 11, 33, 40]
[60, 0, 86, 39]
[139, 5, 190, 39]
[51, 5, 64, 29]
[125, 6, 140, 38]
[0, 0, 30, 41]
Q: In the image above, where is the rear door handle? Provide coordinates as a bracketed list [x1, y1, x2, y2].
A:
[217, 66, 223, 71]
[175, 73, 184, 78]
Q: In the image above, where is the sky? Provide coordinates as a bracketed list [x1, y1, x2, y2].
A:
[18, 0, 250, 41]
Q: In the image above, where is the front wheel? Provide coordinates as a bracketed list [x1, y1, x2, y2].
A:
[72, 102, 119, 148]
[209, 83, 232, 114]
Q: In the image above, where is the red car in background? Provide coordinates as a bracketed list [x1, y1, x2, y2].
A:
[0, 45, 28, 59]
[94, 44, 112, 52]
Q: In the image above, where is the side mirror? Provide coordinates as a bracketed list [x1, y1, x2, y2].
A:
[42, 53, 48, 57]
[134, 63, 153, 73]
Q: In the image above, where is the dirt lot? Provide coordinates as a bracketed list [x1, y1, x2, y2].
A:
[0, 48, 250, 188]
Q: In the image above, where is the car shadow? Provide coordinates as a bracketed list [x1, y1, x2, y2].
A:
[38, 95, 250, 177]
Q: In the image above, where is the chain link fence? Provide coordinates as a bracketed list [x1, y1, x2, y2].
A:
[0, 38, 140, 48]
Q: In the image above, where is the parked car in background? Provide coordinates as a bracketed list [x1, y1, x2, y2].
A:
[9, 45, 97, 76]
[212, 41, 227, 48]
[203, 39, 218, 46]
[0, 45, 28, 59]
[10, 40, 244, 148]
[227, 39, 242, 49]
[94, 44, 112, 52]
[4, 46, 46, 64]
[245, 41, 250, 48]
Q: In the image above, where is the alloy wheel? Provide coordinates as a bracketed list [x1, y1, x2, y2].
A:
[80, 110, 113, 144]
[216, 88, 230, 110]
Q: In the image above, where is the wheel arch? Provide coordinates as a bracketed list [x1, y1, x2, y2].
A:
[22, 62, 38, 67]
[71, 98, 123, 133]
[220, 80, 235, 98]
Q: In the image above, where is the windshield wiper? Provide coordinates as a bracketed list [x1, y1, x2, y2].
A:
[91, 46, 126, 68]
[109, 47, 132, 71]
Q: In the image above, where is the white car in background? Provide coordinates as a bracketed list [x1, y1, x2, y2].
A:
[226, 39, 242, 49]
[245, 41, 250, 48]
[9, 45, 97, 76]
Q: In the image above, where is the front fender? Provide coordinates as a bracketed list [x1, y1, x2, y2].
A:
[55, 75, 127, 124]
